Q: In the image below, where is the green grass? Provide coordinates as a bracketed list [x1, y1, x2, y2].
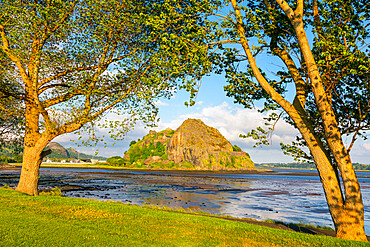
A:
[0, 188, 368, 246]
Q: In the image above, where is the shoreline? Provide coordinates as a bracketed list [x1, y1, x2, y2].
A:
[6, 163, 274, 174]
[4, 162, 370, 172]
[1, 187, 369, 241]
[2, 188, 366, 245]
[3, 164, 370, 176]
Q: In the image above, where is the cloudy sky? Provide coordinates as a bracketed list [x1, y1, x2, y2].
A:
[53, 72, 370, 164]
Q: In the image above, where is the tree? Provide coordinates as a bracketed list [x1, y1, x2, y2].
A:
[0, 50, 24, 152]
[154, 141, 165, 156]
[0, 0, 215, 195]
[0, 93, 24, 152]
[214, 0, 369, 241]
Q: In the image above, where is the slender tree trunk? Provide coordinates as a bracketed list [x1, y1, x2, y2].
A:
[292, 19, 367, 242]
[230, 0, 367, 240]
[307, 139, 366, 240]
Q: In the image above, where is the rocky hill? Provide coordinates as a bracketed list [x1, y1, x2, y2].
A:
[45, 142, 106, 160]
[110, 119, 254, 170]
[167, 119, 254, 169]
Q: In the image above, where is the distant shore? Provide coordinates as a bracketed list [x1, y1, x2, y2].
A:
[38, 163, 274, 174]
[3, 163, 370, 173]
[2, 163, 274, 174]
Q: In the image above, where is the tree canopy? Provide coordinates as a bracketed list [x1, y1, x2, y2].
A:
[211, 0, 369, 241]
[0, 0, 219, 195]
[0, 53, 24, 152]
[220, 0, 369, 161]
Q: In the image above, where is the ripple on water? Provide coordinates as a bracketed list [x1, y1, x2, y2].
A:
[1, 168, 369, 234]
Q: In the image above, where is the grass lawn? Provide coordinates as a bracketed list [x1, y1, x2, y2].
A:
[0, 188, 368, 246]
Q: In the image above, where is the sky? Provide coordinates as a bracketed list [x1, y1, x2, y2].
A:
[54, 71, 370, 165]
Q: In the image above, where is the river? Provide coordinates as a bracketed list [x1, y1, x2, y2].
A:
[1, 167, 370, 234]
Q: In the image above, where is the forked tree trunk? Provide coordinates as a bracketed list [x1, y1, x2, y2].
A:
[230, 0, 367, 240]
[16, 138, 51, 196]
[15, 101, 52, 196]
[308, 142, 366, 241]
[291, 16, 367, 242]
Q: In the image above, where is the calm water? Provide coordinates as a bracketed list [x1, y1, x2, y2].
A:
[1, 168, 370, 234]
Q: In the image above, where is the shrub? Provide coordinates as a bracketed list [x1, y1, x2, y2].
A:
[232, 145, 242, 152]
[40, 187, 63, 197]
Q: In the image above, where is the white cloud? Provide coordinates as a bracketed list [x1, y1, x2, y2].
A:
[155, 100, 169, 106]
[362, 143, 370, 151]
[51, 101, 370, 164]
[152, 102, 299, 162]
[160, 101, 297, 145]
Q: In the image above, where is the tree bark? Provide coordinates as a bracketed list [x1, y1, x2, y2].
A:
[291, 14, 366, 242]
[230, 0, 367, 240]
[15, 101, 53, 196]
[15, 144, 51, 196]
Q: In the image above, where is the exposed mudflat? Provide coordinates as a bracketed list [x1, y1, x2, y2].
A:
[1, 167, 370, 235]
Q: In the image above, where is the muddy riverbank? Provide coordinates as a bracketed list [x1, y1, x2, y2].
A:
[1, 167, 370, 234]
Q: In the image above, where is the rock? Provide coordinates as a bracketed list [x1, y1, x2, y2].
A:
[154, 139, 167, 145]
[144, 156, 163, 165]
[167, 119, 254, 169]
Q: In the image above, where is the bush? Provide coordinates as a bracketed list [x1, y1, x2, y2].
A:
[161, 153, 168, 160]
[129, 140, 137, 147]
[39, 187, 63, 197]
[106, 156, 125, 166]
[232, 145, 242, 152]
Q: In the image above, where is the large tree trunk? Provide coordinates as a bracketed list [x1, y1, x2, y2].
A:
[15, 138, 51, 196]
[16, 101, 52, 196]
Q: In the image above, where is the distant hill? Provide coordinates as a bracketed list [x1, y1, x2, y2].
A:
[45, 142, 106, 160]
[108, 118, 255, 170]
[0, 142, 106, 163]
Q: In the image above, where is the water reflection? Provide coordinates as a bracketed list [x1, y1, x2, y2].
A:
[1, 168, 369, 234]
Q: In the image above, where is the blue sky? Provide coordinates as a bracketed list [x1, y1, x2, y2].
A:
[50, 2, 370, 164]
[54, 71, 370, 164]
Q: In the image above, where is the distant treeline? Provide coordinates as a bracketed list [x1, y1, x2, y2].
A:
[255, 163, 370, 171]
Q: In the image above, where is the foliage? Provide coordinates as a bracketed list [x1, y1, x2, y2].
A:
[42, 144, 106, 161]
[106, 156, 129, 167]
[210, 0, 369, 239]
[39, 187, 63, 197]
[0, 149, 22, 163]
[119, 129, 175, 166]
[0, 53, 24, 152]
[256, 162, 370, 170]
[107, 127, 254, 170]
[255, 163, 316, 169]
[232, 144, 242, 152]
[129, 141, 137, 147]
[352, 163, 370, 171]
[0, 0, 220, 193]
[1, 184, 9, 189]
[0, 0, 218, 155]
[0, 155, 8, 164]
[154, 141, 166, 156]
[219, 0, 370, 162]
[113, 140, 168, 167]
